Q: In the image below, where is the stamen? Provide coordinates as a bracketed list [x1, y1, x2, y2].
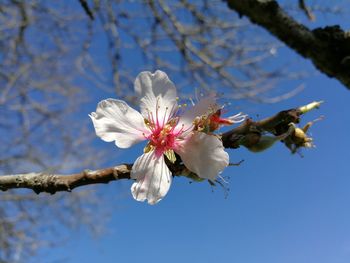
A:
[228, 112, 247, 123]
[162, 107, 169, 127]
[155, 98, 160, 128]
[167, 102, 179, 121]
[142, 132, 148, 139]
[189, 98, 195, 106]
[148, 112, 155, 131]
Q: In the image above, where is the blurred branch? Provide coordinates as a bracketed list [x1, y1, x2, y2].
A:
[0, 101, 323, 194]
[78, 0, 94, 20]
[225, 0, 350, 90]
[0, 2, 102, 260]
[298, 0, 315, 21]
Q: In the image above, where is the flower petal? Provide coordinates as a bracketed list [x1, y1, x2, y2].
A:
[131, 151, 172, 205]
[134, 70, 178, 120]
[179, 95, 217, 130]
[90, 99, 149, 148]
[177, 132, 229, 180]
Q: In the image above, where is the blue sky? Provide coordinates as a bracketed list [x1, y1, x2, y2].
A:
[48, 71, 350, 263]
[39, 1, 350, 263]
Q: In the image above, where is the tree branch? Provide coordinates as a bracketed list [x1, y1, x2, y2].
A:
[298, 0, 315, 21]
[0, 163, 190, 194]
[225, 0, 350, 90]
[0, 101, 322, 194]
[0, 165, 132, 194]
[222, 108, 300, 149]
[78, 0, 94, 20]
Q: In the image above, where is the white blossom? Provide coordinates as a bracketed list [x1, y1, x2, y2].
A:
[90, 70, 230, 204]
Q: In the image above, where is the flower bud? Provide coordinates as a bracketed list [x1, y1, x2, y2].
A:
[299, 101, 323, 114]
[243, 123, 295, 153]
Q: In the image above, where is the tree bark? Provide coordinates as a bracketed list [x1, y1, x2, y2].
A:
[0, 165, 132, 194]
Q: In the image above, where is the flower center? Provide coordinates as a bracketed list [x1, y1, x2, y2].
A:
[143, 99, 185, 158]
[149, 123, 178, 155]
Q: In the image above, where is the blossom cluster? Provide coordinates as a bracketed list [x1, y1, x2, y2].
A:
[90, 70, 244, 204]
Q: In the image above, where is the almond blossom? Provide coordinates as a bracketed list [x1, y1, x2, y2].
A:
[90, 70, 240, 204]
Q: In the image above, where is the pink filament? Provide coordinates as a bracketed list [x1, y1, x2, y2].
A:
[146, 101, 184, 157]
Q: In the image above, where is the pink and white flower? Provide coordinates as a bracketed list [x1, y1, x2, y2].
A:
[90, 70, 231, 204]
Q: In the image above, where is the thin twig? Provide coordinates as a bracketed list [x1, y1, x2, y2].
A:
[78, 0, 94, 20]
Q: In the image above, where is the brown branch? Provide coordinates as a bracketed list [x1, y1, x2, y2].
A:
[298, 0, 315, 21]
[225, 0, 350, 90]
[0, 165, 132, 194]
[0, 163, 190, 194]
[0, 102, 322, 194]
[222, 101, 322, 153]
[222, 108, 301, 149]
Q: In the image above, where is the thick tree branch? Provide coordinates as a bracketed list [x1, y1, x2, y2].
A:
[225, 0, 350, 90]
[0, 101, 322, 194]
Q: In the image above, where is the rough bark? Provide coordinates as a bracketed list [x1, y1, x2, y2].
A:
[225, 0, 350, 90]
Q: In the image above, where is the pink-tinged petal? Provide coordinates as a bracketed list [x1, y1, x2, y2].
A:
[90, 99, 150, 148]
[177, 132, 229, 180]
[131, 151, 172, 205]
[134, 70, 178, 120]
[179, 95, 217, 131]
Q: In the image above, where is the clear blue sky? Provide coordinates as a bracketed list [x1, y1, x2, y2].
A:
[42, 1, 350, 262]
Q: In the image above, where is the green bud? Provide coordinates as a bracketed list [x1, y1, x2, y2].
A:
[299, 101, 324, 114]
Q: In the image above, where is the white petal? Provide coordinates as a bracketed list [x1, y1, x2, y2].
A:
[177, 132, 229, 180]
[179, 95, 217, 130]
[90, 99, 150, 148]
[131, 151, 172, 205]
[134, 70, 178, 120]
